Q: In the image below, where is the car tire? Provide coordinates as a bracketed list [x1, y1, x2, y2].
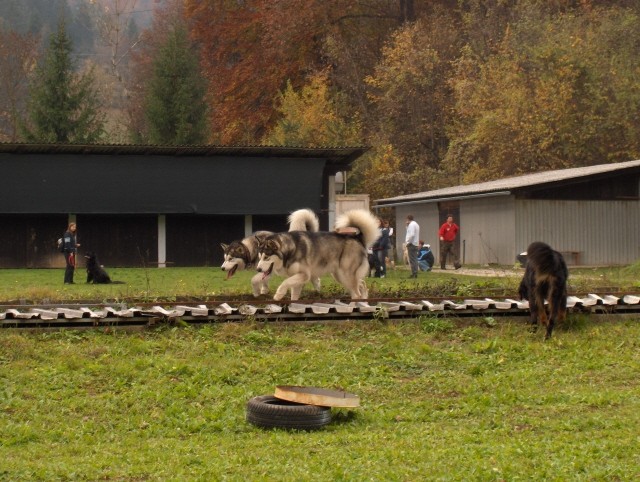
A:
[246, 395, 332, 430]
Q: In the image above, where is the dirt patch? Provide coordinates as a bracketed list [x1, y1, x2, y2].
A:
[439, 266, 523, 278]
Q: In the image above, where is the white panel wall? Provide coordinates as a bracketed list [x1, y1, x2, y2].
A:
[516, 200, 640, 265]
[459, 195, 516, 265]
[383, 196, 639, 267]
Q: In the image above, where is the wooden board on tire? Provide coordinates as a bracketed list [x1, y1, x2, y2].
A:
[275, 385, 360, 408]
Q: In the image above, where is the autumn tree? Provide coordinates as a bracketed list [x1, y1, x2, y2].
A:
[22, 20, 105, 143]
[184, 0, 445, 144]
[0, 29, 39, 141]
[358, 143, 410, 202]
[359, 12, 462, 196]
[445, 6, 640, 183]
[263, 72, 360, 147]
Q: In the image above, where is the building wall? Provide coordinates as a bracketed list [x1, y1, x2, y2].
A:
[459, 195, 516, 265]
[77, 215, 158, 268]
[336, 195, 370, 218]
[0, 215, 68, 268]
[515, 199, 640, 265]
[0, 154, 325, 215]
[391, 197, 640, 266]
[394, 197, 516, 266]
[394, 204, 440, 264]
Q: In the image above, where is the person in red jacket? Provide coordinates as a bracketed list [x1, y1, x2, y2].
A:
[438, 215, 461, 270]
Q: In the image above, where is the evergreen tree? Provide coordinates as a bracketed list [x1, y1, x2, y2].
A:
[144, 24, 208, 145]
[22, 19, 104, 143]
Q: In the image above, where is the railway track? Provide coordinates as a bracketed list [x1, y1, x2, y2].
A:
[1, 293, 639, 329]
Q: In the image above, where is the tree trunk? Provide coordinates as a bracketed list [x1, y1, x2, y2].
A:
[400, 0, 415, 23]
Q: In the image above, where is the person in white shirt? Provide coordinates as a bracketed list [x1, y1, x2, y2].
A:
[404, 214, 420, 278]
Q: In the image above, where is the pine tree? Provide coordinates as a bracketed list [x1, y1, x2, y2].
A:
[22, 19, 104, 143]
[144, 24, 208, 145]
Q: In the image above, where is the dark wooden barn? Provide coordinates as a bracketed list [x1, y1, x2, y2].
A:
[0, 143, 366, 268]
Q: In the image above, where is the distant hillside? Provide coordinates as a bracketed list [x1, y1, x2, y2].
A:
[67, 0, 166, 27]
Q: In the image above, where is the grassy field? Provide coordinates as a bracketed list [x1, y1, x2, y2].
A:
[1, 264, 639, 480]
[1, 318, 639, 480]
[0, 261, 638, 304]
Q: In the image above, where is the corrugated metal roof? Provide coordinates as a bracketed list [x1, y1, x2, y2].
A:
[0, 142, 369, 169]
[376, 159, 640, 205]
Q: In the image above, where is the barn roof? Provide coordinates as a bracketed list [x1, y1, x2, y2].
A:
[0, 142, 368, 173]
[375, 159, 640, 206]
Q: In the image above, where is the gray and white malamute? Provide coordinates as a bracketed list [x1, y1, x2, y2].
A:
[256, 209, 379, 301]
[221, 208, 320, 297]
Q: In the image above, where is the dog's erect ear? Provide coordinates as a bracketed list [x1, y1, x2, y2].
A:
[220, 243, 228, 252]
[264, 239, 282, 258]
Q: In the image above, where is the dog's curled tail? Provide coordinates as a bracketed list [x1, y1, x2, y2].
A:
[288, 208, 319, 232]
[335, 209, 380, 248]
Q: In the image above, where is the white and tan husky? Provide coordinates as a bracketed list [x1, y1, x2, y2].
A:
[221, 208, 320, 297]
[256, 209, 379, 301]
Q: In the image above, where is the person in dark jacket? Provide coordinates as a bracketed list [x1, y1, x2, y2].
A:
[62, 222, 80, 284]
[372, 219, 391, 278]
[417, 241, 435, 272]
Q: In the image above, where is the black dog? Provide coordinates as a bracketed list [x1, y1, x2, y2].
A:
[518, 242, 568, 339]
[85, 253, 123, 284]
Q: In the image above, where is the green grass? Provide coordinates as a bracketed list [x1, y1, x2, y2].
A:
[1, 319, 639, 480]
[1, 264, 639, 479]
[1, 262, 638, 304]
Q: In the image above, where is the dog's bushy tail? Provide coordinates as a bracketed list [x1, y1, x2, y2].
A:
[288, 208, 319, 232]
[335, 209, 380, 248]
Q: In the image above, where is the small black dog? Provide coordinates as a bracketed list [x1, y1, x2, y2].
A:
[518, 241, 568, 339]
[85, 252, 123, 284]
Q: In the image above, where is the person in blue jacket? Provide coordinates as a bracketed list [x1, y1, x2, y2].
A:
[417, 241, 434, 272]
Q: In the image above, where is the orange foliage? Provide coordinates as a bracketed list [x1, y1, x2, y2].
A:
[0, 30, 39, 141]
[183, 0, 436, 144]
[184, 0, 331, 144]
